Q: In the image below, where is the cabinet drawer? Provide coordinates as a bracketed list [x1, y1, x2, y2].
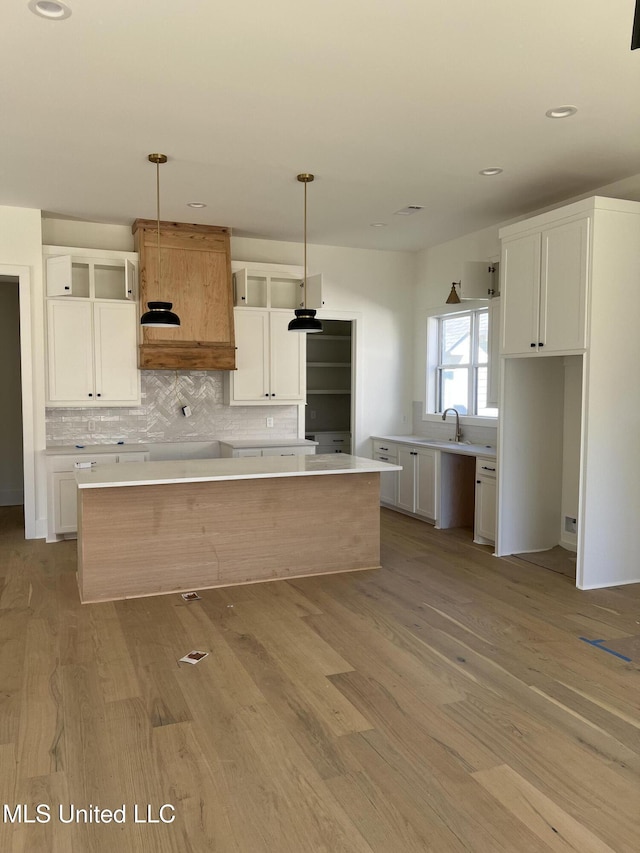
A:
[316, 444, 349, 454]
[49, 452, 119, 472]
[261, 446, 316, 457]
[372, 440, 397, 457]
[476, 457, 497, 478]
[117, 452, 149, 463]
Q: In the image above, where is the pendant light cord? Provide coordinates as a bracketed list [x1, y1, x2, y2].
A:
[156, 160, 161, 291]
[303, 179, 307, 309]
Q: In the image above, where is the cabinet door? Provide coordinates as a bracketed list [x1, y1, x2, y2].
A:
[501, 233, 541, 355]
[396, 447, 417, 513]
[231, 310, 270, 401]
[269, 311, 306, 402]
[93, 302, 140, 403]
[47, 300, 94, 403]
[376, 454, 398, 506]
[415, 448, 436, 520]
[52, 472, 78, 533]
[475, 476, 497, 543]
[486, 297, 501, 407]
[540, 217, 589, 353]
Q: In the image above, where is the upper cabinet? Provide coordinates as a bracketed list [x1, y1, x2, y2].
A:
[233, 267, 323, 310]
[45, 250, 137, 300]
[46, 299, 140, 406]
[500, 216, 589, 356]
[43, 245, 141, 408]
[133, 220, 236, 371]
[224, 308, 306, 405]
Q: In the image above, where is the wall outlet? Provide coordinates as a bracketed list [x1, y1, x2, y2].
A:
[181, 405, 192, 418]
[309, 409, 316, 420]
[266, 417, 274, 428]
[87, 420, 96, 433]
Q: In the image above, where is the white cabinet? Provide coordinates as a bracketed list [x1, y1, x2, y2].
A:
[474, 457, 497, 545]
[500, 216, 589, 356]
[397, 445, 437, 521]
[46, 300, 140, 406]
[308, 431, 351, 454]
[219, 442, 316, 458]
[46, 450, 149, 540]
[225, 308, 305, 405]
[497, 196, 640, 590]
[45, 251, 137, 300]
[372, 440, 398, 506]
[233, 267, 323, 309]
[486, 297, 501, 408]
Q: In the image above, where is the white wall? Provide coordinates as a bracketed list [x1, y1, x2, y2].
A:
[0, 206, 46, 537]
[0, 281, 23, 505]
[232, 236, 416, 453]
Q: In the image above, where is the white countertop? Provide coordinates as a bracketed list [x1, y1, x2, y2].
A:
[46, 444, 149, 456]
[372, 435, 497, 459]
[75, 453, 401, 489]
[218, 438, 318, 449]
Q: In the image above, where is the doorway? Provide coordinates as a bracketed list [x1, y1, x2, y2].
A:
[0, 276, 24, 509]
[305, 319, 354, 453]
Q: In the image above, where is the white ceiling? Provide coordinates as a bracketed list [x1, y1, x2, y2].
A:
[4, 0, 640, 251]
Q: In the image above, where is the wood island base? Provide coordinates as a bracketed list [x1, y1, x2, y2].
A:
[77, 471, 381, 603]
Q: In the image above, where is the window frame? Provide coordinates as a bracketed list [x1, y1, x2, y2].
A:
[424, 304, 498, 424]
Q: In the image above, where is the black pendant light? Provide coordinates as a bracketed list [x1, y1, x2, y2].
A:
[288, 173, 322, 333]
[140, 153, 180, 328]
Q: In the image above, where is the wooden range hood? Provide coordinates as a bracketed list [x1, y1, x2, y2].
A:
[133, 219, 236, 371]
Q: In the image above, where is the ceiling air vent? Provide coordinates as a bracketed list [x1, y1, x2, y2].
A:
[394, 205, 424, 216]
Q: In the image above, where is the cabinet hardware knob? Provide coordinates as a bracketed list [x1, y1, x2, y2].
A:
[265, 393, 269, 397]
[538, 342, 544, 347]
[96, 393, 101, 397]
[64, 286, 70, 290]
[530, 343, 536, 347]
[477, 480, 481, 484]
[481, 466, 496, 471]
[271, 393, 276, 397]
[88, 393, 93, 397]
[241, 296, 246, 301]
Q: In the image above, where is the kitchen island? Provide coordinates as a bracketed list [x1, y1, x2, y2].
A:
[75, 454, 401, 603]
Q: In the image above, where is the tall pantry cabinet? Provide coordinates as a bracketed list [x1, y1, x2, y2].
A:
[496, 196, 640, 589]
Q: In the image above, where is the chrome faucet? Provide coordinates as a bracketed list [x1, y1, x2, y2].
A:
[442, 407, 463, 442]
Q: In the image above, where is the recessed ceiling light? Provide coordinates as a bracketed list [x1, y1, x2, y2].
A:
[545, 105, 578, 119]
[187, 202, 207, 209]
[28, 0, 72, 19]
[370, 222, 387, 228]
[479, 167, 503, 176]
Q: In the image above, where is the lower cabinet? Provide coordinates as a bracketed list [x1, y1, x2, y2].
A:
[373, 441, 398, 506]
[397, 446, 437, 521]
[474, 456, 497, 545]
[219, 443, 316, 458]
[47, 450, 149, 540]
[372, 437, 497, 542]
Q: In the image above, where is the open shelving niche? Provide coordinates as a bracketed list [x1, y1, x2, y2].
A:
[305, 320, 353, 452]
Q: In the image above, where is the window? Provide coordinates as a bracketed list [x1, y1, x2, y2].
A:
[434, 309, 497, 417]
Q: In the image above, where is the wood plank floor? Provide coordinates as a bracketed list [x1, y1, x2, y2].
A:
[1, 505, 639, 852]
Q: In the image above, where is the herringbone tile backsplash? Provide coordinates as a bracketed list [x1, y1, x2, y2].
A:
[46, 371, 298, 446]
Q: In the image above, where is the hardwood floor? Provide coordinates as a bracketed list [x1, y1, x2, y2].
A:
[1, 504, 639, 852]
